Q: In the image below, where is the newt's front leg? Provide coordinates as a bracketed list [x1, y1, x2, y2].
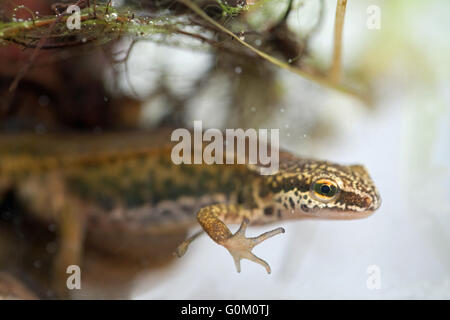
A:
[177, 204, 285, 274]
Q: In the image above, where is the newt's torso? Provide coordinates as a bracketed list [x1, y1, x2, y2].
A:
[0, 130, 381, 233]
[0, 131, 269, 234]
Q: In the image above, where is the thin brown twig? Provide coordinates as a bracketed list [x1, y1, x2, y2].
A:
[178, 0, 366, 102]
[7, 0, 86, 95]
[114, 39, 140, 98]
[106, 0, 112, 14]
[329, 0, 347, 83]
[174, 29, 260, 59]
[8, 19, 59, 93]
[124, 41, 140, 98]
[2, 36, 97, 49]
[14, 5, 37, 26]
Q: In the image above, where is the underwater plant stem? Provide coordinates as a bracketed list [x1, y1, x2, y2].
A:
[8, 13, 62, 93]
[178, 0, 366, 103]
[330, 0, 347, 83]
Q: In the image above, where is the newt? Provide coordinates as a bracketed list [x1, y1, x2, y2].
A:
[0, 130, 381, 296]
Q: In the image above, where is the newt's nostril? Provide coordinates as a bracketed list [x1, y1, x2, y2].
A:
[364, 196, 372, 208]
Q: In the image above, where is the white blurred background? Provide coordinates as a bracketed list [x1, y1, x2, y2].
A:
[109, 0, 449, 299]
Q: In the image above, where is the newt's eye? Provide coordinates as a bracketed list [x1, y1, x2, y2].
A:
[311, 179, 339, 201]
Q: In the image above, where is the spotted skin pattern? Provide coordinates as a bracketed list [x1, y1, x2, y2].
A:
[0, 132, 381, 286]
[263, 151, 381, 220]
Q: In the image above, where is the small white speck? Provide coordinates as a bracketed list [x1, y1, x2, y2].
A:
[38, 95, 50, 107]
[35, 124, 46, 134]
[46, 242, 57, 254]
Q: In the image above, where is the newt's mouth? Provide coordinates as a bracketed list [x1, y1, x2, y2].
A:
[300, 197, 381, 219]
[311, 209, 378, 220]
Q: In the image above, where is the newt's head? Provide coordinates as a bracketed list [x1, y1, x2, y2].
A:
[265, 153, 381, 220]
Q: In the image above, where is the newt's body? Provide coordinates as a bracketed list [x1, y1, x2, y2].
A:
[0, 130, 380, 296]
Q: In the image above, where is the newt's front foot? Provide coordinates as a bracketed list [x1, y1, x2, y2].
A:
[220, 218, 285, 274]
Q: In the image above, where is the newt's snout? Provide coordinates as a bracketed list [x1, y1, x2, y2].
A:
[368, 189, 381, 212]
